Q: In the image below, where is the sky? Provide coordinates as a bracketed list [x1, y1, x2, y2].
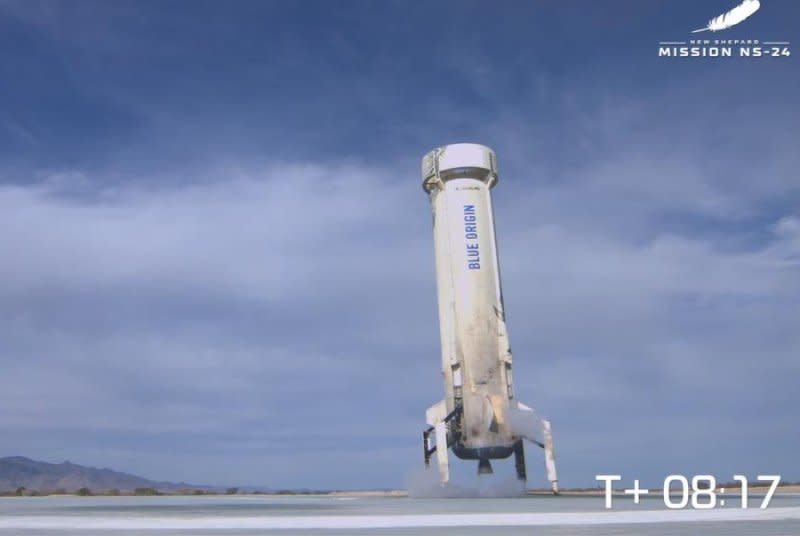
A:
[0, 0, 798, 490]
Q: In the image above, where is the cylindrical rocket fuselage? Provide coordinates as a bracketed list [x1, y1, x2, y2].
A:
[422, 144, 516, 461]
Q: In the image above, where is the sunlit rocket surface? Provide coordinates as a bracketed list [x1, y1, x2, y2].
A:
[421, 143, 559, 493]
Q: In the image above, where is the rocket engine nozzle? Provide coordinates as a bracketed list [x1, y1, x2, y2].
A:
[477, 458, 494, 475]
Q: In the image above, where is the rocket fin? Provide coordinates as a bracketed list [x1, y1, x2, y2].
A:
[512, 401, 559, 494]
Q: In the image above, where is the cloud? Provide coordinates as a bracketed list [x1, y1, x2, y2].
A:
[0, 162, 446, 487]
[1, 142, 797, 489]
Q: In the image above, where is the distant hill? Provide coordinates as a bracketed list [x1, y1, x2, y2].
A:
[0, 456, 196, 493]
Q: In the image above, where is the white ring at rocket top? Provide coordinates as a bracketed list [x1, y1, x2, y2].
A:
[421, 143, 499, 192]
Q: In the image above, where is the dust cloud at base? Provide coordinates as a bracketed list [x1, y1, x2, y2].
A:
[406, 465, 526, 498]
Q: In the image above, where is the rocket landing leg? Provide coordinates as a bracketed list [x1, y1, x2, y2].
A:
[513, 440, 527, 481]
[542, 419, 559, 494]
[424, 401, 463, 486]
[433, 421, 450, 483]
[514, 402, 560, 494]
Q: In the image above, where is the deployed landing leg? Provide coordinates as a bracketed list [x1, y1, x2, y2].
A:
[423, 402, 462, 485]
[514, 402, 560, 494]
[542, 419, 559, 494]
[513, 439, 527, 481]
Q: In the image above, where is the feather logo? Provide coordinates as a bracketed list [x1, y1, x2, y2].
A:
[692, 0, 761, 33]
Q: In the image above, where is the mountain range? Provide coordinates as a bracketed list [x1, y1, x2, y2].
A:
[0, 456, 196, 493]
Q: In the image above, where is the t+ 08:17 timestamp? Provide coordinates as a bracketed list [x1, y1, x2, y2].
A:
[595, 474, 781, 509]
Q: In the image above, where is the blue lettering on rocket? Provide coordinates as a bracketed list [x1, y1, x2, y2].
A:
[464, 205, 480, 270]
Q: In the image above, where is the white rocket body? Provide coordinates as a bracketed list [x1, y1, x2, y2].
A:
[421, 144, 558, 492]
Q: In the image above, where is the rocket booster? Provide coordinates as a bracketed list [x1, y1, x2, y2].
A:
[420, 144, 558, 492]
